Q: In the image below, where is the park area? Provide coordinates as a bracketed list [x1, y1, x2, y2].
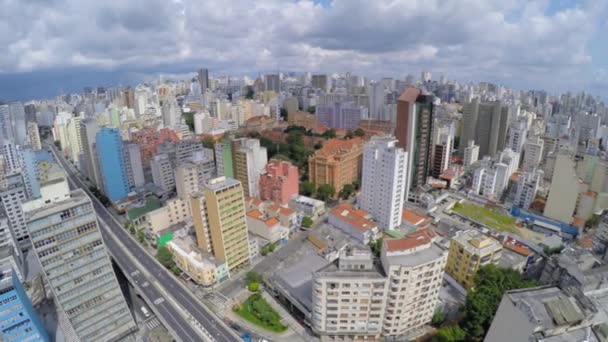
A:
[233, 293, 287, 333]
[452, 201, 519, 234]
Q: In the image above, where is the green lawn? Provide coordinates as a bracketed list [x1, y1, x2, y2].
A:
[452, 201, 519, 234]
[234, 294, 287, 333]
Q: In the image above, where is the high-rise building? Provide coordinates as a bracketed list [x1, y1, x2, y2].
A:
[463, 140, 480, 169]
[507, 119, 528, 154]
[395, 87, 434, 198]
[311, 74, 328, 91]
[124, 142, 145, 188]
[96, 128, 130, 202]
[514, 170, 544, 209]
[522, 135, 544, 172]
[161, 97, 181, 130]
[79, 118, 102, 189]
[461, 99, 510, 158]
[21, 147, 41, 199]
[445, 230, 502, 289]
[0, 104, 13, 141]
[544, 153, 580, 223]
[23, 178, 137, 341]
[360, 136, 408, 231]
[0, 173, 29, 243]
[316, 101, 367, 130]
[9, 102, 27, 146]
[214, 138, 234, 178]
[197, 68, 209, 93]
[194, 177, 250, 271]
[431, 124, 453, 178]
[308, 138, 364, 197]
[264, 74, 280, 93]
[0, 265, 49, 342]
[259, 159, 299, 205]
[26, 121, 42, 151]
[151, 153, 175, 192]
[232, 138, 268, 198]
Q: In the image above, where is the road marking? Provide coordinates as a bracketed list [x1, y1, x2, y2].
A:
[154, 298, 165, 305]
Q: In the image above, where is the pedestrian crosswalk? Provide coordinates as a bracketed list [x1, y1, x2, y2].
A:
[145, 318, 161, 330]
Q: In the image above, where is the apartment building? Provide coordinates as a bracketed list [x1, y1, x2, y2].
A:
[24, 178, 136, 341]
[308, 138, 364, 197]
[445, 230, 503, 289]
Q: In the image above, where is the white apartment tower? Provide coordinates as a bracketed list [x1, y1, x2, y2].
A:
[463, 140, 479, 169]
[522, 135, 544, 172]
[26, 122, 42, 151]
[514, 169, 543, 209]
[360, 136, 408, 231]
[24, 178, 137, 341]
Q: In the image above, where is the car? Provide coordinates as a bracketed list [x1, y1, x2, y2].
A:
[140, 306, 151, 318]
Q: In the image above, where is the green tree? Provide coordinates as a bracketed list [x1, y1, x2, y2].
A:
[156, 246, 175, 269]
[171, 265, 181, 276]
[245, 86, 254, 99]
[201, 137, 215, 149]
[248, 282, 260, 292]
[300, 181, 316, 197]
[339, 183, 355, 199]
[544, 245, 565, 255]
[321, 128, 336, 139]
[586, 214, 600, 229]
[314, 142, 323, 150]
[432, 325, 467, 342]
[368, 238, 383, 258]
[280, 108, 288, 120]
[431, 310, 447, 327]
[354, 128, 365, 137]
[245, 272, 262, 286]
[301, 216, 314, 228]
[137, 229, 146, 244]
[129, 225, 136, 235]
[316, 184, 335, 201]
[183, 112, 194, 131]
[461, 265, 538, 338]
[307, 106, 316, 114]
[54, 140, 61, 149]
[344, 130, 354, 139]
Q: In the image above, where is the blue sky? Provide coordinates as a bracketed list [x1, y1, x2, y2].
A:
[0, 0, 606, 101]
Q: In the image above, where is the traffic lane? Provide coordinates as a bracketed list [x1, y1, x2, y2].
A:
[101, 229, 203, 342]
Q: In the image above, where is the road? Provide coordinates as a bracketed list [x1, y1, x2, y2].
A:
[49, 144, 240, 342]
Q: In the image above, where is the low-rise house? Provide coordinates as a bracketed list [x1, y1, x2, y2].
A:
[246, 209, 289, 243]
[167, 236, 227, 287]
[328, 203, 379, 245]
[289, 195, 326, 220]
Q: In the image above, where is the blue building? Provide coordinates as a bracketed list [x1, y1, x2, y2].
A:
[0, 266, 49, 341]
[96, 128, 130, 202]
[20, 148, 40, 199]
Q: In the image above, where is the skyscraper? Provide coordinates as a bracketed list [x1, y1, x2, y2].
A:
[0, 104, 13, 141]
[264, 74, 280, 93]
[197, 68, 209, 93]
[395, 87, 434, 198]
[0, 265, 49, 341]
[9, 102, 27, 146]
[26, 121, 42, 151]
[316, 101, 367, 130]
[360, 136, 408, 231]
[79, 118, 102, 188]
[24, 178, 137, 341]
[311, 74, 328, 91]
[461, 99, 510, 158]
[231, 138, 268, 198]
[0, 173, 29, 243]
[95, 128, 130, 202]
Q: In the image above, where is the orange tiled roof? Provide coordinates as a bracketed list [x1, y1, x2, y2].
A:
[278, 207, 295, 216]
[398, 87, 421, 102]
[330, 203, 376, 232]
[247, 210, 263, 219]
[578, 236, 594, 249]
[385, 227, 437, 252]
[402, 208, 428, 226]
[572, 217, 585, 228]
[312, 137, 364, 159]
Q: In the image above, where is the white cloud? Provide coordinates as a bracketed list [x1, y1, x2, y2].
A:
[0, 0, 605, 92]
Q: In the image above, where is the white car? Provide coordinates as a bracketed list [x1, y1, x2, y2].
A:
[140, 306, 151, 318]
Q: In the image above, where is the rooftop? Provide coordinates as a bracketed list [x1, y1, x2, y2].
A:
[310, 137, 364, 160]
[329, 203, 377, 232]
[398, 87, 421, 103]
[402, 208, 430, 226]
[384, 228, 437, 253]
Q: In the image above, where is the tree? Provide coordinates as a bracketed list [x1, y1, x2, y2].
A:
[586, 214, 600, 229]
[280, 108, 288, 121]
[248, 282, 260, 292]
[245, 272, 262, 286]
[316, 184, 335, 201]
[432, 310, 447, 327]
[368, 238, 383, 258]
[54, 140, 61, 149]
[129, 225, 136, 235]
[201, 137, 215, 149]
[301, 216, 314, 228]
[183, 112, 195, 131]
[321, 129, 336, 139]
[354, 128, 365, 137]
[432, 326, 467, 342]
[344, 130, 354, 139]
[301, 181, 316, 197]
[544, 245, 565, 255]
[314, 142, 323, 150]
[339, 183, 355, 199]
[171, 265, 182, 276]
[352, 180, 360, 190]
[245, 86, 254, 99]
[461, 265, 538, 338]
[137, 229, 146, 244]
[307, 106, 316, 114]
[156, 246, 175, 269]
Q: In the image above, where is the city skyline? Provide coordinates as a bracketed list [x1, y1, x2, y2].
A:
[1, 0, 607, 100]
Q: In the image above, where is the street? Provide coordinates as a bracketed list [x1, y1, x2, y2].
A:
[49, 144, 241, 342]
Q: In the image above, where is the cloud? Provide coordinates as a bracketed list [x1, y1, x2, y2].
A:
[0, 0, 605, 97]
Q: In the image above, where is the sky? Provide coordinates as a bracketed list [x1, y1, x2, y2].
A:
[1, 0, 607, 101]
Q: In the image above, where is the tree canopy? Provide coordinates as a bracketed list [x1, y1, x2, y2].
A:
[316, 184, 335, 201]
[156, 246, 175, 269]
[301, 216, 313, 228]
